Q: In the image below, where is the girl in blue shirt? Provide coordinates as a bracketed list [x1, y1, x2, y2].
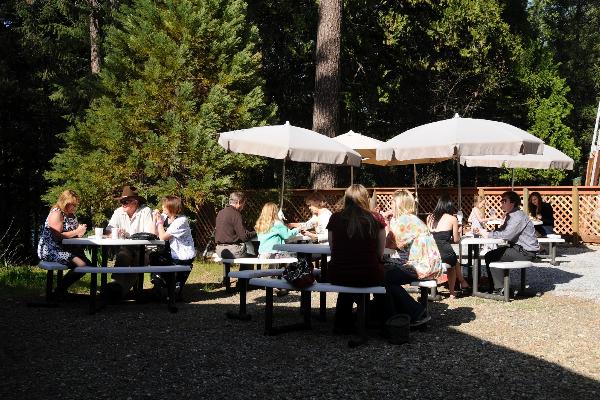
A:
[255, 202, 299, 258]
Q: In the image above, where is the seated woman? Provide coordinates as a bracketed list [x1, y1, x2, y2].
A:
[426, 195, 469, 298]
[255, 202, 299, 259]
[326, 184, 387, 332]
[37, 189, 90, 299]
[289, 192, 332, 243]
[255, 202, 300, 297]
[152, 196, 195, 300]
[386, 190, 442, 323]
[468, 195, 492, 232]
[528, 191, 555, 236]
[468, 195, 496, 256]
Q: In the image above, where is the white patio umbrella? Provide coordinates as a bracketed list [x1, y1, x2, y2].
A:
[376, 114, 545, 210]
[333, 130, 421, 207]
[218, 121, 362, 210]
[460, 144, 573, 188]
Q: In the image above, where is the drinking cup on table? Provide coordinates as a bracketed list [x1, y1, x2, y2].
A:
[111, 229, 119, 239]
[94, 227, 104, 239]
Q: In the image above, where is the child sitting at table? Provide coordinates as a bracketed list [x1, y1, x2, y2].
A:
[152, 195, 196, 301]
[255, 202, 300, 297]
[468, 195, 496, 255]
[255, 202, 300, 259]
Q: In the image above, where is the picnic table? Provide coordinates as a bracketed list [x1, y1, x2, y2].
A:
[273, 243, 331, 319]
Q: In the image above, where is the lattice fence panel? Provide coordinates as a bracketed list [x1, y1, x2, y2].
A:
[484, 195, 504, 219]
[193, 187, 600, 248]
[546, 194, 572, 235]
[580, 194, 600, 240]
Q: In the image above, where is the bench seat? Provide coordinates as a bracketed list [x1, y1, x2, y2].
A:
[73, 265, 191, 314]
[220, 257, 298, 291]
[30, 261, 70, 306]
[488, 261, 533, 302]
[248, 277, 437, 347]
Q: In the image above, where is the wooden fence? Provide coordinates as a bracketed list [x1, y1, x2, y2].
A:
[194, 186, 600, 248]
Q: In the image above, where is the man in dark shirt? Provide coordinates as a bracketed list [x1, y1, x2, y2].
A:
[215, 191, 256, 259]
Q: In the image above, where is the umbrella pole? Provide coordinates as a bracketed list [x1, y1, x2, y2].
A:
[351, 166, 354, 185]
[280, 158, 286, 211]
[511, 169, 515, 190]
[413, 164, 419, 213]
[456, 159, 462, 211]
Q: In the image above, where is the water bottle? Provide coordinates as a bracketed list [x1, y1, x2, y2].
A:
[489, 208, 496, 219]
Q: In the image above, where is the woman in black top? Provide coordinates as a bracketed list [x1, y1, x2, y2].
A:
[426, 195, 469, 298]
[528, 192, 555, 236]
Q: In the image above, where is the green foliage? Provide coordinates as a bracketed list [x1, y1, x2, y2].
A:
[528, 1, 600, 172]
[45, 0, 276, 224]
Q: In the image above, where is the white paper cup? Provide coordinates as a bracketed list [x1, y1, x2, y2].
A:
[94, 227, 103, 239]
[111, 229, 119, 239]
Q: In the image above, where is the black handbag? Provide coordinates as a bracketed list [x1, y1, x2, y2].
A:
[282, 258, 315, 289]
[130, 232, 159, 240]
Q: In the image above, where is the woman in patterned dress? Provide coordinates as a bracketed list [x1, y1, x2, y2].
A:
[384, 190, 443, 325]
[37, 190, 90, 296]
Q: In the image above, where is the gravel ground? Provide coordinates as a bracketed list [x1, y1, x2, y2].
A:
[1, 244, 599, 399]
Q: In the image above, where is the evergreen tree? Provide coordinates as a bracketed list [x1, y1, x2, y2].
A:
[45, 0, 275, 226]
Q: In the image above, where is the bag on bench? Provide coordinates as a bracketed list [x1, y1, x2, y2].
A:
[282, 258, 315, 289]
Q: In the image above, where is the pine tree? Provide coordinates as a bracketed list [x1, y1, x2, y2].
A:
[45, 0, 275, 225]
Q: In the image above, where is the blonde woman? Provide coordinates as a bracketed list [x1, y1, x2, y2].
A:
[468, 195, 492, 232]
[385, 190, 442, 325]
[37, 190, 89, 297]
[388, 190, 443, 280]
[255, 202, 300, 258]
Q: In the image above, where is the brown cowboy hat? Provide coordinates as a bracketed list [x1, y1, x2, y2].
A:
[114, 185, 146, 204]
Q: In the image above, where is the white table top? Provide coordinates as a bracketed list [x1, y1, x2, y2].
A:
[63, 237, 165, 246]
[460, 236, 505, 245]
[487, 219, 504, 225]
[530, 219, 543, 226]
[273, 243, 331, 254]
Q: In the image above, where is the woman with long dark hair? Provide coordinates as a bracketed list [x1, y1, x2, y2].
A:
[326, 184, 386, 331]
[528, 191, 555, 236]
[426, 195, 469, 298]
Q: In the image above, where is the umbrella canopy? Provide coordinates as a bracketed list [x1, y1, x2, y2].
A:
[218, 121, 361, 167]
[218, 122, 362, 210]
[376, 114, 545, 211]
[376, 113, 544, 164]
[332, 130, 384, 163]
[460, 145, 574, 170]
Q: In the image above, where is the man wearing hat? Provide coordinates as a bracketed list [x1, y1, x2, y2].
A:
[104, 185, 155, 301]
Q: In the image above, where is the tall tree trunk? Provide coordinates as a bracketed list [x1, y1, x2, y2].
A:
[310, 0, 341, 189]
[89, 0, 101, 74]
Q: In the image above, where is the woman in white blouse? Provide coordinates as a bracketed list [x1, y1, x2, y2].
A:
[153, 196, 196, 299]
[289, 192, 332, 243]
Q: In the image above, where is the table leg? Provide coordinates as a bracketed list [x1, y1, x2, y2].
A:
[166, 272, 177, 313]
[319, 254, 327, 321]
[472, 244, 480, 296]
[550, 243, 557, 265]
[101, 247, 108, 288]
[503, 270, 510, 302]
[89, 272, 97, 315]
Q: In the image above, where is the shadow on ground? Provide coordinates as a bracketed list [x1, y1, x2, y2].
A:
[1, 289, 599, 400]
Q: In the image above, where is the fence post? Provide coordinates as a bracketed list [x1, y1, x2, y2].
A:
[572, 187, 580, 244]
[478, 187, 484, 198]
[522, 188, 529, 215]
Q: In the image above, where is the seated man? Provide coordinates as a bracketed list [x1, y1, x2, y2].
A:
[103, 185, 155, 302]
[215, 191, 256, 259]
[477, 191, 540, 294]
